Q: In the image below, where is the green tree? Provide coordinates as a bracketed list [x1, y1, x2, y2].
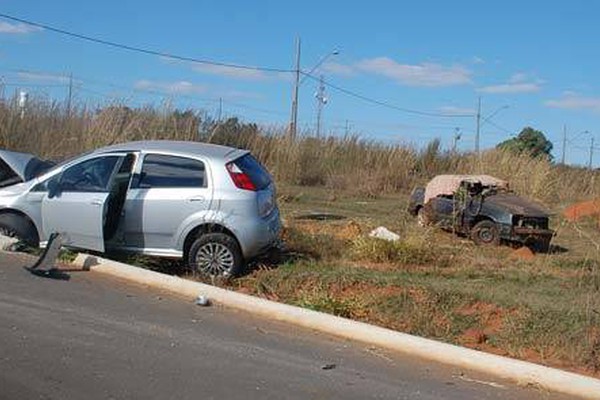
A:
[496, 127, 553, 160]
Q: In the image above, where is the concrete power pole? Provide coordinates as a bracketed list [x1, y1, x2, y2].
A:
[561, 124, 567, 164]
[589, 136, 595, 169]
[66, 72, 73, 116]
[289, 37, 301, 140]
[475, 96, 481, 154]
[315, 75, 327, 137]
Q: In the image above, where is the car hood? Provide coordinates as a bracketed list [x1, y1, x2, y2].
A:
[483, 192, 550, 217]
[0, 149, 54, 187]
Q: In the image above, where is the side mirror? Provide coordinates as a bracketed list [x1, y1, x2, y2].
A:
[47, 178, 61, 199]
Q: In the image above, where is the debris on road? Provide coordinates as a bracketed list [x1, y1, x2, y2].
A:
[321, 363, 336, 370]
[195, 295, 211, 306]
[0, 234, 19, 251]
[368, 226, 400, 242]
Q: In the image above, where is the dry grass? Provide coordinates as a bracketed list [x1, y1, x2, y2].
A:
[4, 94, 600, 375]
[2, 95, 600, 204]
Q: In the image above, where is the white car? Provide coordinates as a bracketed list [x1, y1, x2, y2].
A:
[0, 141, 282, 277]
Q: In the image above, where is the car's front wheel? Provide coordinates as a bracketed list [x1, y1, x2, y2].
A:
[470, 220, 500, 246]
[0, 213, 39, 247]
[187, 233, 243, 278]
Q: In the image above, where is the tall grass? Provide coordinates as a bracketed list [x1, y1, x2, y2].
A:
[1, 95, 598, 205]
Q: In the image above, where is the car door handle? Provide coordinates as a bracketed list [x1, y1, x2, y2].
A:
[90, 199, 103, 206]
[187, 196, 205, 202]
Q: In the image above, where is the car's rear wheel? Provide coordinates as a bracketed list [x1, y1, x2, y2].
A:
[0, 213, 39, 247]
[187, 233, 243, 278]
[470, 220, 500, 246]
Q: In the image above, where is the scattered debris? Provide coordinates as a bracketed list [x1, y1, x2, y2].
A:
[195, 295, 211, 306]
[24, 232, 66, 278]
[509, 246, 535, 261]
[454, 373, 506, 389]
[0, 234, 19, 251]
[321, 363, 336, 370]
[368, 226, 400, 242]
[563, 198, 600, 222]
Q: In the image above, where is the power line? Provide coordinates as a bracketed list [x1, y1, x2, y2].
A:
[300, 71, 474, 118]
[0, 13, 293, 74]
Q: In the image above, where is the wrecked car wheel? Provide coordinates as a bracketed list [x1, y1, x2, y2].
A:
[187, 233, 243, 278]
[0, 213, 39, 247]
[470, 220, 500, 246]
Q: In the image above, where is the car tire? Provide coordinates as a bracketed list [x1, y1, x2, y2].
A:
[187, 233, 243, 278]
[470, 220, 500, 246]
[0, 213, 39, 247]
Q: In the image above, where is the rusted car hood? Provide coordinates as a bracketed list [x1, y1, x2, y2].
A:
[483, 192, 549, 217]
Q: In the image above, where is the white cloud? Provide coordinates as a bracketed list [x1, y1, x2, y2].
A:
[0, 21, 42, 34]
[17, 71, 69, 84]
[545, 93, 600, 113]
[355, 57, 472, 87]
[471, 56, 485, 64]
[438, 106, 476, 115]
[134, 80, 207, 95]
[321, 61, 356, 77]
[191, 63, 269, 80]
[478, 82, 541, 94]
[478, 73, 543, 94]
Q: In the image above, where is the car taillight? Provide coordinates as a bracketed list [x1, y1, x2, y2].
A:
[226, 162, 256, 191]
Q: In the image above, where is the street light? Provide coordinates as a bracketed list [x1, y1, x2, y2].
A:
[299, 49, 339, 85]
[289, 42, 339, 139]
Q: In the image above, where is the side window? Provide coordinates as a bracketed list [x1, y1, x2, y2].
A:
[60, 156, 120, 192]
[137, 154, 206, 189]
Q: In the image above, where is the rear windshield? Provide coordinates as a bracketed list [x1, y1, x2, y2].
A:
[233, 154, 271, 190]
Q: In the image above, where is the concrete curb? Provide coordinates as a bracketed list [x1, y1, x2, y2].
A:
[73, 253, 600, 399]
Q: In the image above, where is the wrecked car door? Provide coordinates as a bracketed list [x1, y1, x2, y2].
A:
[121, 153, 212, 253]
[41, 154, 128, 252]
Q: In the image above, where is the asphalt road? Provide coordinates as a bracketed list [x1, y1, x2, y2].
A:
[0, 251, 573, 400]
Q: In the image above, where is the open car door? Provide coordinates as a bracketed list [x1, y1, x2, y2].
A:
[41, 154, 130, 253]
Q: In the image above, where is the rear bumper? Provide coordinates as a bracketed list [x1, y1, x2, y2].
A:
[239, 207, 282, 259]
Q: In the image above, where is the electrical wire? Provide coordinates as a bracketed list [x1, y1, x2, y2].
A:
[300, 71, 474, 118]
[0, 13, 293, 73]
[1, 14, 485, 121]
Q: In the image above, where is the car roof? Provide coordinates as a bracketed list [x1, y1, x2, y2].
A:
[93, 140, 249, 162]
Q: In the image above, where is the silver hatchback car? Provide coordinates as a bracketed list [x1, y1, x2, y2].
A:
[0, 141, 282, 277]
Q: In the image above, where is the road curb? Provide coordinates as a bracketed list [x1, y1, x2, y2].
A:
[73, 253, 600, 399]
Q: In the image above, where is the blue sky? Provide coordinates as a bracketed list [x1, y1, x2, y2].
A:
[1, 1, 600, 166]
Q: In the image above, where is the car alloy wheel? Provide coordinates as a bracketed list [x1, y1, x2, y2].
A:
[195, 242, 235, 276]
[187, 232, 243, 278]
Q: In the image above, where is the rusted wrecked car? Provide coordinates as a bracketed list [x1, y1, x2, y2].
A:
[408, 175, 554, 252]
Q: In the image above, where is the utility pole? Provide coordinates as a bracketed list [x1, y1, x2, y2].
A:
[475, 96, 481, 154]
[66, 72, 73, 116]
[345, 119, 350, 136]
[561, 124, 567, 164]
[289, 37, 301, 140]
[589, 136, 595, 169]
[217, 97, 223, 122]
[315, 75, 327, 137]
[452, 127, 461, 153]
